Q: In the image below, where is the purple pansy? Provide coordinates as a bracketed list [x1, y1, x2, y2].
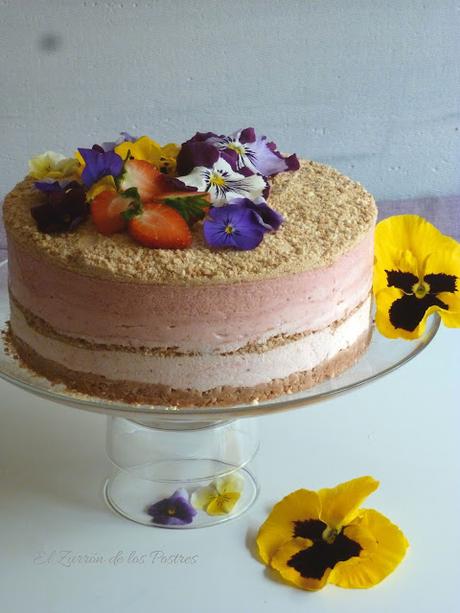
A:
[78, 145, 123, 188]
[203, 205, 266, 250]
[146, 488, 197, 526]
[229, 197, 284, 231]
[31, 181, 89, 234]
[186, 128, 299, 177]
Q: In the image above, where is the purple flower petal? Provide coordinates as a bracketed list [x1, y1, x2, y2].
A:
[245, 134, 299, 176]
[146, 489, 197, 526]
[238, 127, 256, 144]
[228, 197, 284, 231]
[78, 146, 123, 187]
[188, 131, 221, 143]
[101, 132, 138, 152]
[31, 182, 88, 234]
[34, 179, 73, 192]
[203, 206, 265, 251]
[176, 141, 220, 175]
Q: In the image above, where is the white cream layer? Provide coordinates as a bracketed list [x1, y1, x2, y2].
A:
[10, 297, 371, 392]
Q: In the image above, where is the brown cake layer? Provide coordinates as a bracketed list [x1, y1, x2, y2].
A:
[8, 328, 372, 408]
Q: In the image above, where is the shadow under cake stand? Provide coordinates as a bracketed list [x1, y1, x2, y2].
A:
[0, 260, 440, 528]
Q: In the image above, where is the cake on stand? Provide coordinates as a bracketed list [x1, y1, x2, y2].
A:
[0, 260, 439, 528]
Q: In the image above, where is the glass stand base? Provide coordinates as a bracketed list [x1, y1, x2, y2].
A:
[104, 416, 259, 528]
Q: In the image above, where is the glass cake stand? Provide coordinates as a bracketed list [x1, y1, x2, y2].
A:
[0, 260, 440, 528]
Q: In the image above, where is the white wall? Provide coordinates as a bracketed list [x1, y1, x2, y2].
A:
[1, 0, 459, 200]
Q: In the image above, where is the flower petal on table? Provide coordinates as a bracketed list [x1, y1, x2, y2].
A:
[329, 509, 409, 589]
[256, 489, 321, 564]
[318, 476, 379, 530]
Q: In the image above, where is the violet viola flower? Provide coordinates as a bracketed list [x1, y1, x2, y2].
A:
[229, 197, 284, 232]
[188, 128, 299, 177]
[203, 205, 266, 250]
[78, 145, 123, 188]
[176, 156, 266, 206]
[146, 488, 197, 526]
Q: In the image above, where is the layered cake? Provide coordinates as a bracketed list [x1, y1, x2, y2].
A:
[3, 129, 377, 407]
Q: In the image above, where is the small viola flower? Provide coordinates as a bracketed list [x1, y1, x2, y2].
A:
[146, 488, 197, 526]
[257, 476, 408, 591]
[176, 156, 266, 206]
[77, 145, 124, 188]
[31, 181, 89, 234]
[115, 136, 180, 175]
[191, 473, 244, 515]
[203, 205, 265, 250]
[373, 215, 460, 339]
[28, 151, 80, 180]
[188, 128, 300, 176]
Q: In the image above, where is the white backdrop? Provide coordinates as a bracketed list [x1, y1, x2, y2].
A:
[1, 0, 459, 200]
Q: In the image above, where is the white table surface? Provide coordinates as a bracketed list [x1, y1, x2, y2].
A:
[0, 325, 458, 613]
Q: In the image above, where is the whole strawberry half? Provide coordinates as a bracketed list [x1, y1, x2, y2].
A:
[119, 160, 170, 202]
[128, 203, 192, 249]
[91, 190, 134, 235]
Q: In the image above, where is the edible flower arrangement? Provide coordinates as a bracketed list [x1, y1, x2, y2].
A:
[27, 129, 299, 251]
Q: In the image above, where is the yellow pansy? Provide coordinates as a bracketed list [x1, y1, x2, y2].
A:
[28, 151, 80, 180]
[191, 473, 244, 515]
[257, 476, 408, 591]
[114, 136, 180, 175]
[373, 215, 460, 339]
[86, 175, 118, 200]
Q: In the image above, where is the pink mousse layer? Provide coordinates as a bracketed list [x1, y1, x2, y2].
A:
[8, 230, 374, 353]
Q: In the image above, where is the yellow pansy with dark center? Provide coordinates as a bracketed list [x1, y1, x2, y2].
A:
[373, 215, 460, 339]
[257, 476, 409, 591]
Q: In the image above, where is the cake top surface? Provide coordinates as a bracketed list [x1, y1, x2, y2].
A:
[4, 160, 376, 285]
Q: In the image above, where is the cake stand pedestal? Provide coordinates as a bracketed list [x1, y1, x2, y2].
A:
[0, 261, 440, 528]
[103, 415, 259, 527]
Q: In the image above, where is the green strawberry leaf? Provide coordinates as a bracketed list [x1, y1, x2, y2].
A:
[121, 188, 143, 220]
[162, 195, 209, 226]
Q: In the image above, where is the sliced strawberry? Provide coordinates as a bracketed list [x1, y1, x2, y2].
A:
[119, 160, 170, 202]
[128, 203, 192, 249]
[91, 190, 133, 235]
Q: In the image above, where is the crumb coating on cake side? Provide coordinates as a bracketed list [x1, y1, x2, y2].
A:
[3, 160, 377, 285]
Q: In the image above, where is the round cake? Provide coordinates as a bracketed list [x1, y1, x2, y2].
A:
[3, 132, 377, 407]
